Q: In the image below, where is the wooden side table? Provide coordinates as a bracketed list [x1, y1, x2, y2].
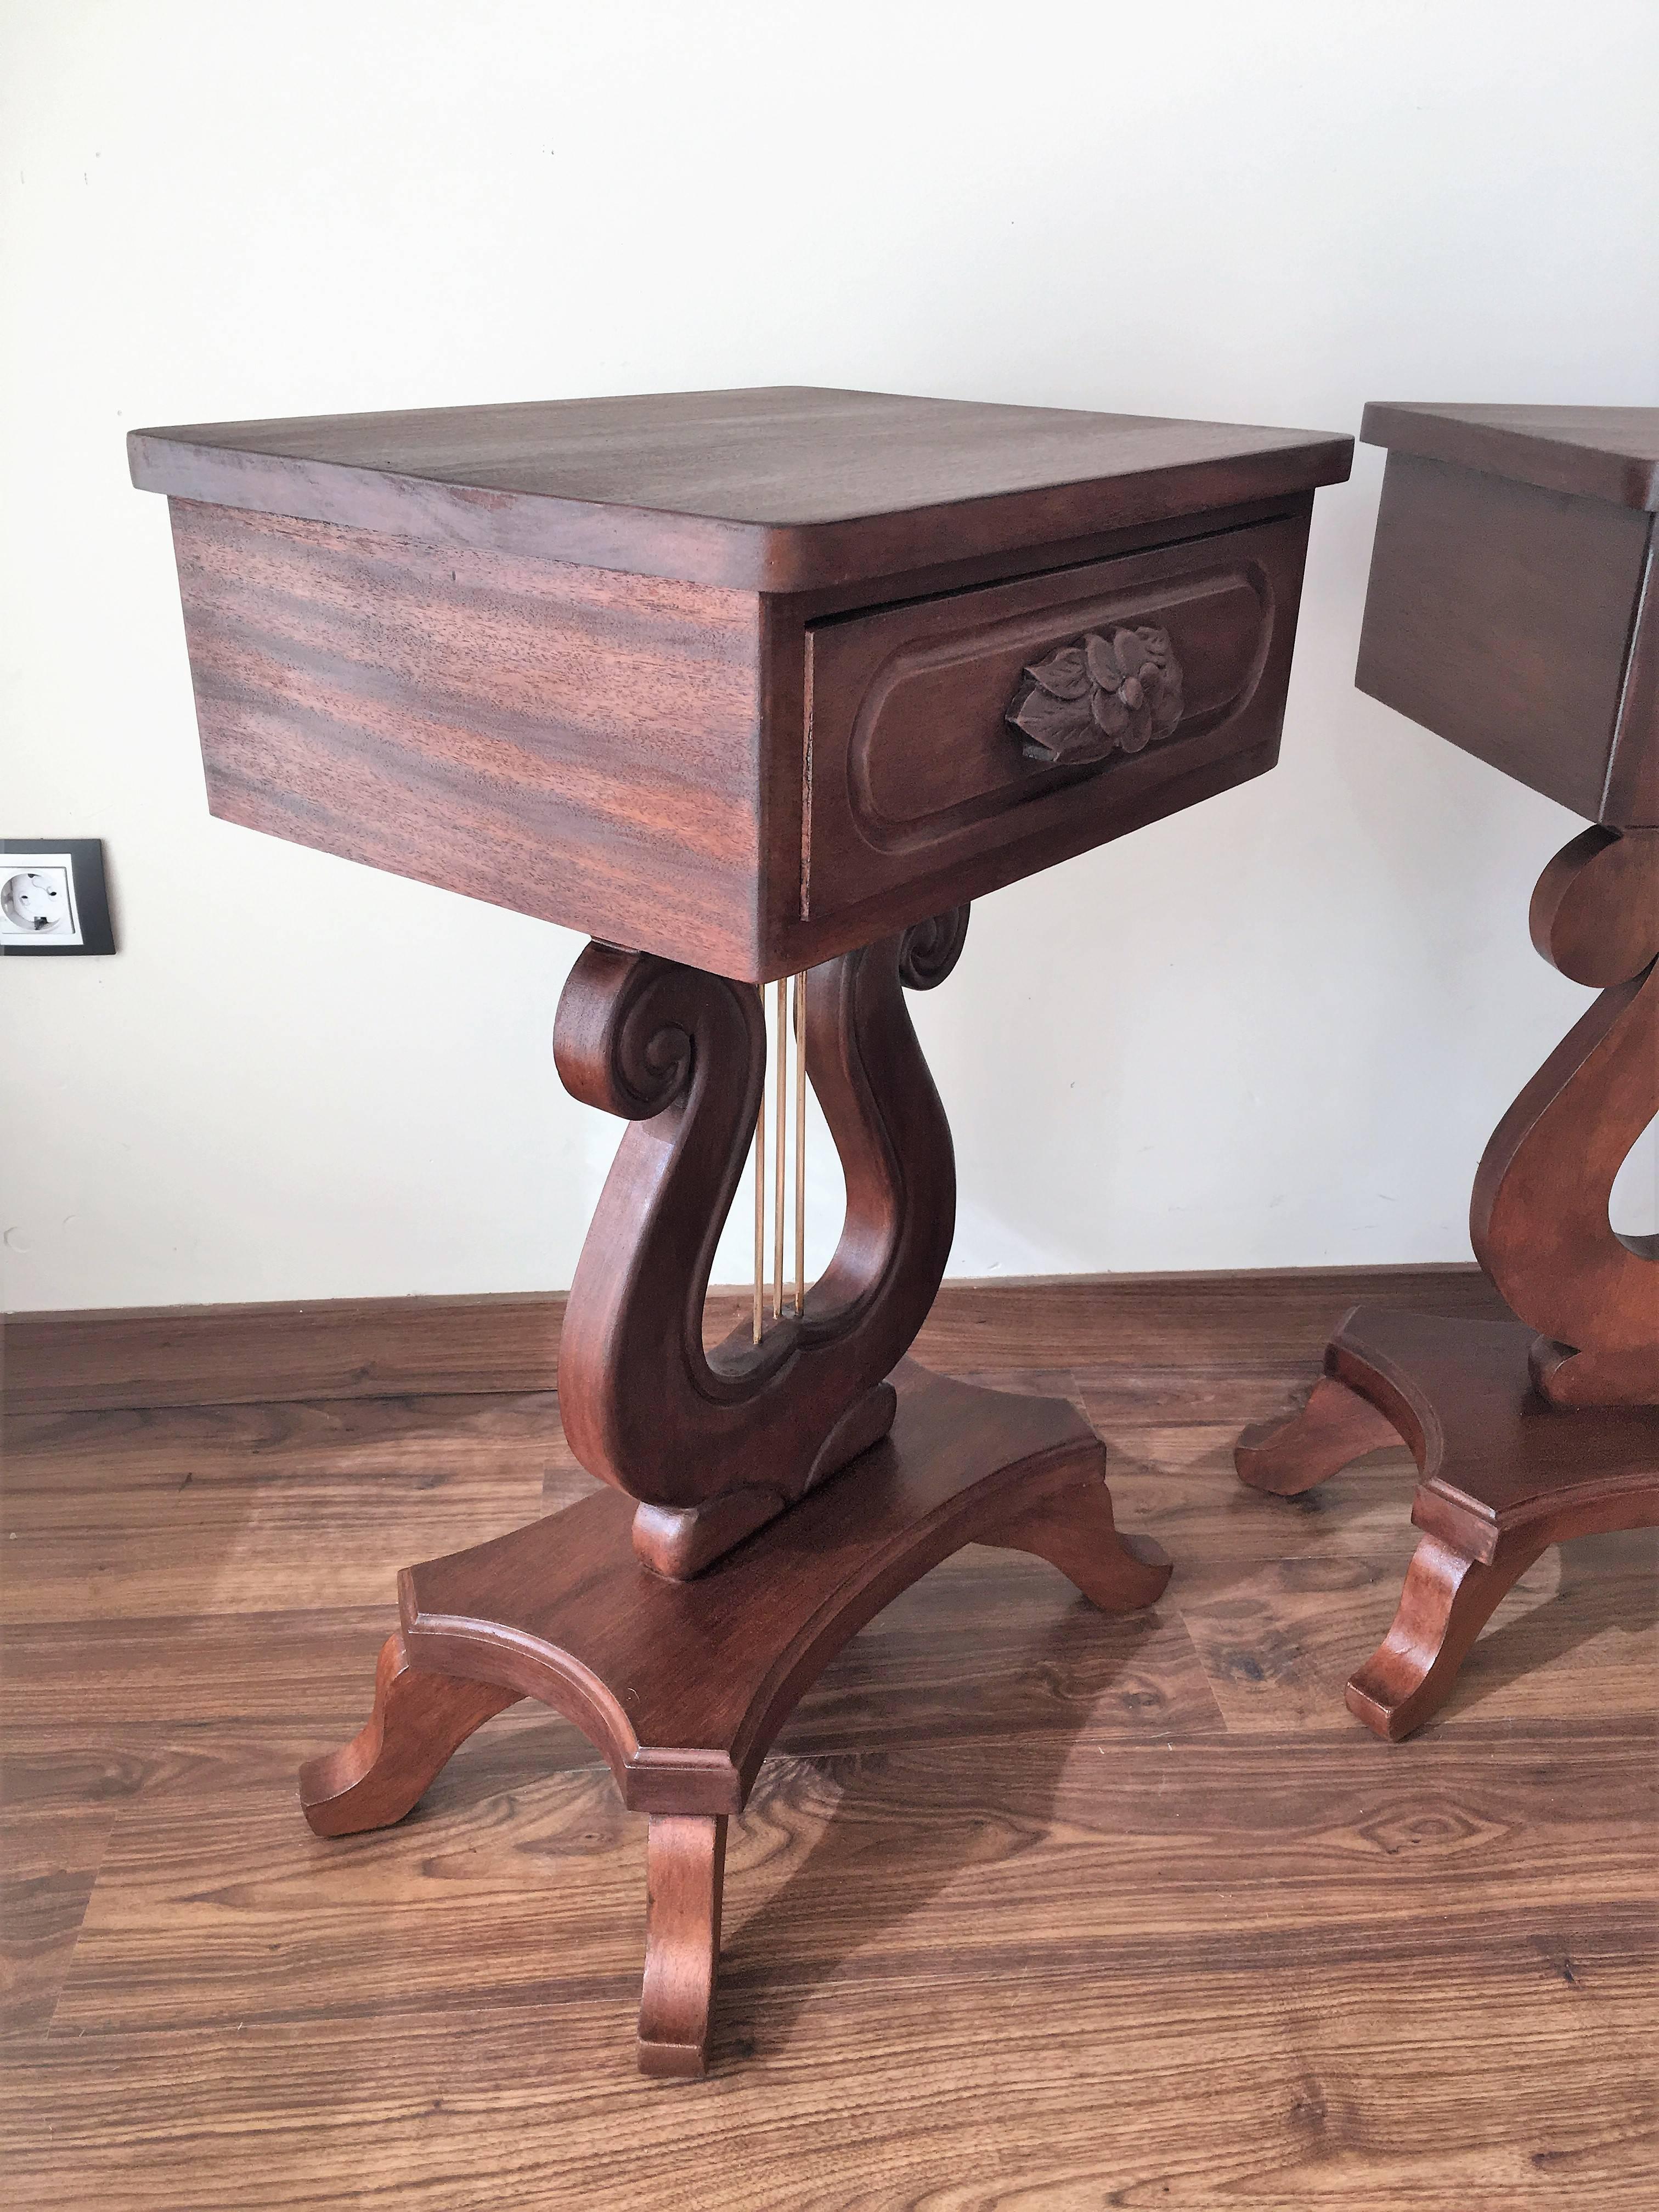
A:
[1239, 404, 1659, 1741]
[132, 385, 1351, 2071]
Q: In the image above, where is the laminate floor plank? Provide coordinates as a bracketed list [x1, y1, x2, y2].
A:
[1180, 1545, 1659, 1737]
[1, 1277, 1652, 2208]
[2, 1939, 1651, 2211]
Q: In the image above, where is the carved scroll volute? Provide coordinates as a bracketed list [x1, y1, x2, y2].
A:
[1470, 827, 1659, 1407]
[553, 910, 969, 1573]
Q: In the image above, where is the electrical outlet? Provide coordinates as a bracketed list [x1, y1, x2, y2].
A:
[1, 861, 75, 939]
[0, 840, 115, 955]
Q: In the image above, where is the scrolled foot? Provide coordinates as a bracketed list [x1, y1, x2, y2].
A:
[1345, 1530, 1550, 1742]
[637, 1814, 727, 2079]
[1235, 1373, 1403, 1497]
[298, 1633, 521, 1838]
[985, 1459, 1172, 1613]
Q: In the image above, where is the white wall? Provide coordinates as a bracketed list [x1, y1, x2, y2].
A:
[3, 0, 1656, 1312]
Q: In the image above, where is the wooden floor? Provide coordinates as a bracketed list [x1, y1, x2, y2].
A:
[2, 1273, 1654, 2209]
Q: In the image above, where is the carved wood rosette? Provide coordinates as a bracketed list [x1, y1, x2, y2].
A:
[552, 907, 972, 1575]
[1006, 624, 1184, 765]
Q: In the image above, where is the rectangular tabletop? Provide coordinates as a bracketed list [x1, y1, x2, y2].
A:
[130, 385, 1351, 592]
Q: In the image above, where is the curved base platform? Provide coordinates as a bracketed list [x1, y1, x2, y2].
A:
[300, 1359, 1170, 2075]
[1237, 1305, 1659, 1741]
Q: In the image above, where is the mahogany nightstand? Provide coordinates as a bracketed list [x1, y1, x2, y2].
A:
[1238, 403, 1659, 1740]
[133, 385, 1351, 2072]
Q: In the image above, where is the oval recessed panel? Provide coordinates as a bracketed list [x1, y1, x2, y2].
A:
[848, 562, 1273, 850]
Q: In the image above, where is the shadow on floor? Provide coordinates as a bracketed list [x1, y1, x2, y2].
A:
[713, 1595, 1166, 2064]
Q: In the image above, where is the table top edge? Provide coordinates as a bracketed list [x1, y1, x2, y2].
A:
[1360, 399, 1659, 512]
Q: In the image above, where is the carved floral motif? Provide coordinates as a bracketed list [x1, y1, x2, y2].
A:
[1007, 624, 1184, 765]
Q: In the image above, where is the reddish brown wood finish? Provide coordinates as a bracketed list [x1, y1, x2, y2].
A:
[1355, 453, 1652, 821]
[1355, 407, 1658, 826]
[1234, 1373, 1401, 1497]
[165, 501, 771, 981]
[638, 1816, 727, 2078]
[553, 912, 967, 1573]
[160, 494, 1321, 981]
[298, 1632, 520, 1838]
[1358, 403, 1659, 512]
[299, 1361, 1171, 2069]
[1472, 827, 1659, 1406]
[1245, 408, 1659, 1733]
[130, 384, 1350, 2079]
[1240, 825, 1659, 1734]
[800, 515, 1308, 945]
[1239, 1307, 1659, 1739]
[135, 388, 1351, 979]
[130, 386, 1351, 592]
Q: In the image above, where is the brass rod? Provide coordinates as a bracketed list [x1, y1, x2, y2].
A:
[772, 978, 787, 1320]
[753, 986, 766, 1346]
[793, 973, 806, 1315]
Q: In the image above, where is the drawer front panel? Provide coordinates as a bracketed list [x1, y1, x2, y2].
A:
[804, 514, 1309, 927]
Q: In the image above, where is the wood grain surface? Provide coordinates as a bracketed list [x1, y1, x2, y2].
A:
[1358, 403, 1659, 512]
[798, 512, 1307, 949]
[2, 1270, 1651, 2205]
[169, 500, 770, 977]
[550, 915, 967, 1564]
[3, 1263, 1503, 1416]
[129, 386, 1353, 592]
[156, 483, 1336, 979]
[1355, 450, 1652, 821]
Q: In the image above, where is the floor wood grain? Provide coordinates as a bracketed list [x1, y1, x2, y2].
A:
[1, 1275, 1652, 2208]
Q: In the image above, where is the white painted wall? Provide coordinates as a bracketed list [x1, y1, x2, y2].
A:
[3, 0, 1656, 1312]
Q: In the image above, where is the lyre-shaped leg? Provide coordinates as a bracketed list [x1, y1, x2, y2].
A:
[637, 1815, 728, 2077]
[554, 909, 972, 1575]
[1474, 825, 1659, 1407]
[300, 905, 1177, 2077]
[1234, 827, 1659, 1740]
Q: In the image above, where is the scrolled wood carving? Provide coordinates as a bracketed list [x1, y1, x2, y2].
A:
[1007, 624, 1184, 765]
[1470, 826, 1659, 1407]
[554, 908, 970, 1575]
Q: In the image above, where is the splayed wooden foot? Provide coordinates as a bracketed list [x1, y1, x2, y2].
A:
[637, 1816, 727, 2078]
[1345, 1529, 1550, 1742]
[1235, 1366, 1404, 1497]
[299, 1633, 521, 1838]
[1236, 1305, 1659, 1739]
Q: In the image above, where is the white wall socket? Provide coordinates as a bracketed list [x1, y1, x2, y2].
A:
[0, 856, 81, 945]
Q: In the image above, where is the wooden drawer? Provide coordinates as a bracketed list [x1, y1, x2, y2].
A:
[802, 513, 1311, 935]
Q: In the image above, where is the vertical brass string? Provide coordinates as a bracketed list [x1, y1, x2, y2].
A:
[753, 985, 765, 1346]
[793, 973, 806, 1315]
[772, 978, 787, 1320]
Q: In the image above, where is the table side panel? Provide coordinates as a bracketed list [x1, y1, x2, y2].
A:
[1604, 527, 1658, 826]
[798, 512, 1311, 946]
[1354, 453, 1650, 821]
[167, 502, 767, 973]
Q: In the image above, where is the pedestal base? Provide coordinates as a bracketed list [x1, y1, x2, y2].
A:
[1237, 1305, 1659, 1741]
[300, 1361, 1170, 2074]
